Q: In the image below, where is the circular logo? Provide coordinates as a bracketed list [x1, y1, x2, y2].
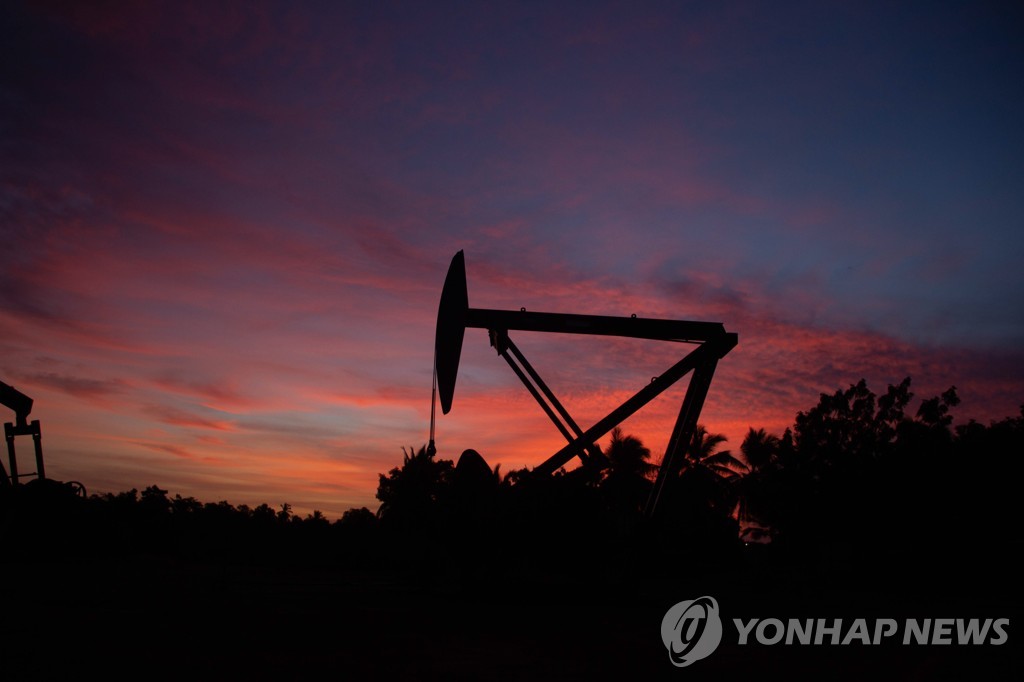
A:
[661, 596, 722, 667]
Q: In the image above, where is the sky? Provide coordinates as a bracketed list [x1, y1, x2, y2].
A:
[2, 1, 1022, 517]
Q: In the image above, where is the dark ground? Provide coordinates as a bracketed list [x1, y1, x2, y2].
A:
[3, 543, 1019, 681]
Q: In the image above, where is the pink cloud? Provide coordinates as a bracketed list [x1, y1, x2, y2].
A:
[12, 372, 127, 400]
[138, 441, 200, 461]
[142, 405, 236, 432]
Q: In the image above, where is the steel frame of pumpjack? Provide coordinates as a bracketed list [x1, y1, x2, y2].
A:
[465, 308, 737, 516]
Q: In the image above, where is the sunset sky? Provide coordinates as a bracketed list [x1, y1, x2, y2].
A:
[3, 1, 1022, 517]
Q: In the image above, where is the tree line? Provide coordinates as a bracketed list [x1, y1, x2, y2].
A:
[2, 376, 1021, 580]
[374, 380, 1016, 576]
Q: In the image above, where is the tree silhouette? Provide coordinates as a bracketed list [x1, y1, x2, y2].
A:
[139, 485, 170, 515]
[734, 377, 983, 558]
[604, 427, 656, 479]
[601, 427, 655, 516]
[1, 372, 1013, 603]
[648, 424, 746, 550]
[376, 444, 454, 531]
[739, 427, 779, 474]
[736, 428, 780, 536]
[339, 506, 377, 530]
[675, 424, 747, 514]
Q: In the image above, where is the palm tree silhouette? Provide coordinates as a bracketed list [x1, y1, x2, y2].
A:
[675, 425, 747, 514]
[740, 427, 779, 474]
[601, 427, 656, 514]
[737, 427, 781, 538]
[684, 425, 745, 476]
[604, 427, 656, 480]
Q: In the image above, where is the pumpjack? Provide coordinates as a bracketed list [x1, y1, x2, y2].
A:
[1, 379, 84, 495]
[429, 251, 736, 516]
[0, 379, 45, 487]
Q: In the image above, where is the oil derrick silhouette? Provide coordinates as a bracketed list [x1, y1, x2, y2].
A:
[429, 251, 737, 515]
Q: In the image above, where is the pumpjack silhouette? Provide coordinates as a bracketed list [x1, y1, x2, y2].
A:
[429, 251, 736, 515]
[1, 379, 84, 496]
